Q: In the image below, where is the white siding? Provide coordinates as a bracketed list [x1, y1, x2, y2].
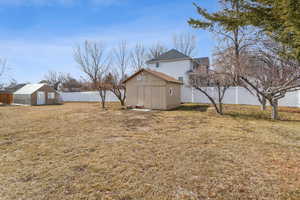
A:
[148, 60, 192, 85]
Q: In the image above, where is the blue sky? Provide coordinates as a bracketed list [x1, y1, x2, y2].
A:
[0, 0, 218, 83]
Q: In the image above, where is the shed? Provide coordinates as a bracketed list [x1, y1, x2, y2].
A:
[0, 84, 26, 104]
[123, 68, 183, 110]
[13, 84, 60, 105]
[0, 91, 13, 104]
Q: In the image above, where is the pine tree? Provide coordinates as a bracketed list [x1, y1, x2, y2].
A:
[188, 0, 300, 61]
[188, 0, 249, 82]
[243, 0, 300, 60]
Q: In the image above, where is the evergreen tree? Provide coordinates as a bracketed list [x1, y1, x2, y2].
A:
[188, 0, 250, 82]
[243, 0, 300, 60]
[188, 0, 300, 60]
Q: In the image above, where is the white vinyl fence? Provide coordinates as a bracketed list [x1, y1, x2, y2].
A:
[182, 86, 300, 108]
[60, 87, 300, 108]
[60, 91, 119, 102]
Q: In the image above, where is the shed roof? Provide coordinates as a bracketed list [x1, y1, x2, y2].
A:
[147, 49, 191, 63]
[123, 69, 183, 84]
[14, 84, 46, 95]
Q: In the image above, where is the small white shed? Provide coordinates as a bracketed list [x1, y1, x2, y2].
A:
[13, 84, 60, 105]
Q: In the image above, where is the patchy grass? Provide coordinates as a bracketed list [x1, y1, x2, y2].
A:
[0, 103, 299, 200]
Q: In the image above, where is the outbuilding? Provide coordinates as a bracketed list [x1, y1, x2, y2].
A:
[0, 84, 26, 105]
[123, 68, 183, 110]
[13, 84, 60, 105]
[0, 91, 13, 104]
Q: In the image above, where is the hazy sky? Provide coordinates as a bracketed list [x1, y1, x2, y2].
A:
[0, 0, 219, 83]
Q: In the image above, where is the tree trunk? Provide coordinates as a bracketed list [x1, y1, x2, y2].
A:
[218, 103, 224, 115]
[101, 100, 105, 109]
[120, 99, 125, 106]
[271, 100, 279, 120]
[99, 90, 106, 109]
[194, 86, 225, 116]
[261, 97, 267, 111]
[111, 87, 126, 107]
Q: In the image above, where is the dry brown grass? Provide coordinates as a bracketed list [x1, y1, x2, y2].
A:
[0, 103, 299, 200]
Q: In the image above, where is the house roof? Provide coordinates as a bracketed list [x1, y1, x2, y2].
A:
[194, 57, 210, 66]
[14, 84, 46, 95]
[123, 68, 183, 84]
[147, 49, 191, 63]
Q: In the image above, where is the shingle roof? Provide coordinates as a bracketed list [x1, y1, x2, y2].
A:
[14, 84, 46, 95]
[123, 68, 183, 84]
[147, 49, 191, 63]
[194, 57, 210, 66]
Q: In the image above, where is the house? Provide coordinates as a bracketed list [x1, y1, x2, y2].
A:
[13, 84, 60, 105]
[147, 49, 210, 86]
[123, 68, 183, 110]
[0, 84, 26, 104]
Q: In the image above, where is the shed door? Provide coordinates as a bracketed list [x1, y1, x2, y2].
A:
[151, 87, 164, 109]
[37, 91, 46, 105]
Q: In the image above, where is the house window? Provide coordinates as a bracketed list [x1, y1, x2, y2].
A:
[156, 62, 160, 68]
[178, 77, 184, 82]
[48, 92, 55, 99]
[169, 88, 174, 96]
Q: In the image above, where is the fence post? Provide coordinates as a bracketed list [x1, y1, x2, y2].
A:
[191, 87, 194, 103]
[235, 87, 239, 104]
[298, 90, 300, 108]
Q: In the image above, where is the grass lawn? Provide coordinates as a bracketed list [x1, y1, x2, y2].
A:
[0, 103, 299, 200]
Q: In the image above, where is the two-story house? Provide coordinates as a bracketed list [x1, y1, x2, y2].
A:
[146, 49, 210, 86]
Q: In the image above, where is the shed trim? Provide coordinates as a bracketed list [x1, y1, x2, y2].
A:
[123, 68, 183, 85]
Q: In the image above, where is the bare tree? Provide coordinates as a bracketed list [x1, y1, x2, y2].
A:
[147, 42, 167, 60]
[173, 33, 197, 56]
[0, 59, 7, 88]
[41, 71, 84, 92]
[190, 71, 232, 115]
[214, 46, 268, 110]
[105, 72, 126, 106]
[210, 26, 256, 84]
[74, 41, 109, 109]
[108, 41, 129, 106]
[239, 50, 269, 110]
[130, 43, 147, 71]
[6, 79, 18, 88]
[239, 39, 300, 120]
[61, 75, 83, 92]
[113, 41, 129, 79]
[41, 71, 65, 90]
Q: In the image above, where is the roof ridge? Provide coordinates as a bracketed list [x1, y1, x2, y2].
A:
[147, 49, 191, 63]
[14, 83, 47, 95]
[123, 68, 183, 84]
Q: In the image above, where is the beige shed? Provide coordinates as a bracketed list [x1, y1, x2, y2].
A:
[123, 69, 183, 110]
